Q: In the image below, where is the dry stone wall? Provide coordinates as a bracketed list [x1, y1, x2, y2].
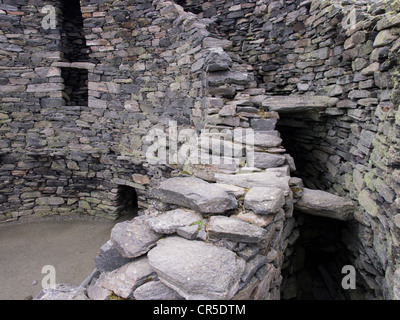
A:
[184, 0, 400, 299]
[1, 0, 400, 300]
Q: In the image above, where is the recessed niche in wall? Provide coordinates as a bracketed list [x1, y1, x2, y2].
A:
[61, 67, 88, 106]
[117, 185, 139, 216]
[61, 0, 89, 62]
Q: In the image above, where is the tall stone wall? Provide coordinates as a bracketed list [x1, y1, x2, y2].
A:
[0, 0, 213, 221]
[183, 0, 400, 299]
[1, 0, 400, 300]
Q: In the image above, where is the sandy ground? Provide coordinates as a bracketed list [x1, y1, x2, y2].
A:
[0, 218, 116, 300]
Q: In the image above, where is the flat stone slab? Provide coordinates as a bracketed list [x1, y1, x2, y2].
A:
[234, 132, 283, 148]
[147, 237, 245, 300]
[295, 188, 354, 221]
[207, 215, 267, 243]
[214, 171, 291, 195]
[95, 240, 135, 272]
[111, 216, 162, 258]
[244, 187, 285, 215]
[149, 177, 237, 214]
[254, 152, 286, 169]
[133, 281, 184, 300]
[99, 257, 156, 299]
[261, 95, 338, 113]
[147, 208, 203, 234]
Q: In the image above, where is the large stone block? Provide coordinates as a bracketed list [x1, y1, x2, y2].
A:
[149, 177, 237, 214]
[147, 237, 245, 300]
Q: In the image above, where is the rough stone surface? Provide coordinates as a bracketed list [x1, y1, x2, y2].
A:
[295, 188, 354, 221]
[207, 215, 267, 243]
[111, 216, 162, 258]
[100, 257, 156, 299]
[147, 237, 246, 300]
[95, 240, 135, 272]
[149, 177, 237, 214]
[244, 187, 286, 215]
[35, 284, 89, 300]
[133, 281, 184, 300]
[147, 208, 203, 234]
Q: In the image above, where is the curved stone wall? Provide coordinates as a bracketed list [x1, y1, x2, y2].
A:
[1, 0, 399, 299]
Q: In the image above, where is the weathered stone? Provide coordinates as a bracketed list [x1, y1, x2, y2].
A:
[295, 188, 354, 221]
[374, 29, 399, 47]
[358, 189, 379, 217]
[241, 254, 268, 283]
[147, 237, 245, 300]
[149, 177, 237, 214]
[100, 257, 157, 299]
[206, 47, 233, 72]
[111, 216, 162, 258]
[35, 284, 89, 300]
[235, 211, 275, 227]
[244, 187, 285, 215]
[261, 95, 338, 113]
[207, 215, 267, 243]
[146, 208, 203, 234]
[177, 224, 199, 240]
[95, 240, 134, 272]
[133, 281, 184, 300]
[86, 274, 112, 300]
[234, 132, 283, 148]
[214, 172, 291, 195]
[254, 152, 286, 169]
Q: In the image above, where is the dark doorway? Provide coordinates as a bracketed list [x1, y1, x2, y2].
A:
[61, 67, 88, 106]
[282, 212, 353, 300]
[61, 0, 90, 62]
[117, 185, 139, 216]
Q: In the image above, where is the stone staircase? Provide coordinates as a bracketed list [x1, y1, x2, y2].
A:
[34, 22, 356, 301]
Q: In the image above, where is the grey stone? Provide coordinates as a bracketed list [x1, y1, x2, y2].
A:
[206, 47, 233, 72]
[244, 187, 285, 215]
[147, 237, 245, 300]
[100, 257, 157, 299]
[133, 281, 184, 300]
[250, 118, 277, 131]
[35, 284, 89, 300]
[177, 224, 200, 240]
[254, 152, 286, 169]
[95, 240, 135, 272]
[149, 177, 237, 214]
[241, 254, 268, 283]
[111, 216, 162, 258]
[374, 29, 399, 47]
[261, 95, 338, 113]
[86, 274, 112, 300]
[147, 208, 203, 234]
[207, 215, 267, 243]
[295, 188, 354, 221]
[214, 172, 291, 196]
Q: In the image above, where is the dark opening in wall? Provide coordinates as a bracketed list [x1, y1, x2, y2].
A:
[61, 0, 89, 62]
[61, 67, 88, 106]
[276, 113, 332, 191]
[117, 185, 139, 216]
[282, 213, 355, 300]
[174, 0, 203, 14]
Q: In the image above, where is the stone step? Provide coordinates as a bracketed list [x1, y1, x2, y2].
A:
[147, 236, 246, 300]
[294, 188, 355, 221]
[214, 171, 291, 196]
[148, 176, 238, 214]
